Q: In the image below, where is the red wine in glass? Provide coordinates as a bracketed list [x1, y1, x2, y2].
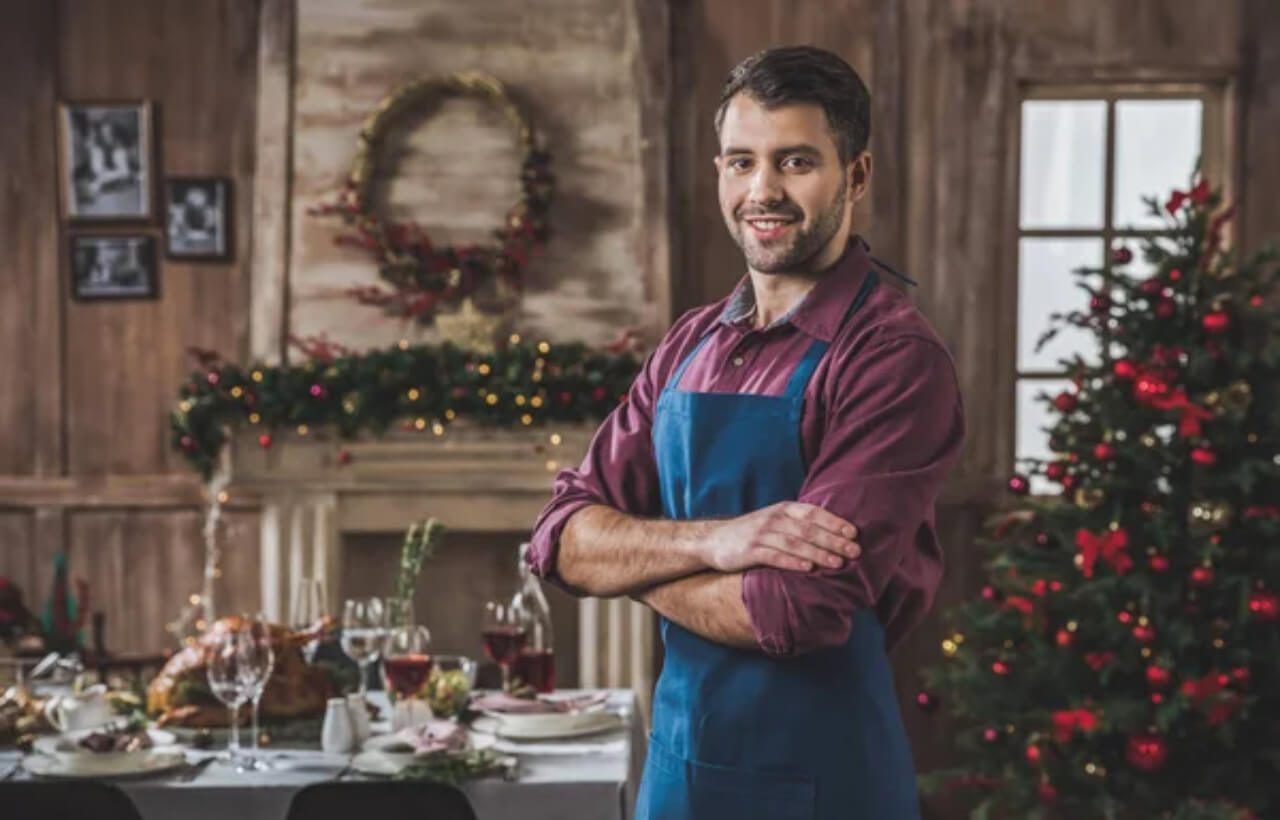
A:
[481, 625, 528, 666]
[383, 654, 433, 697]
[513, 648, 556, 693]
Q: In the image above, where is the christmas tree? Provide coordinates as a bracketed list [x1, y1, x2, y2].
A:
[919, 174, 1280, 819]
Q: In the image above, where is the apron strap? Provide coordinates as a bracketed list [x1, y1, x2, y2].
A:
[782, 268, 880, 399]
[666, 330, 716, 392]
[855, 235, 918, 288]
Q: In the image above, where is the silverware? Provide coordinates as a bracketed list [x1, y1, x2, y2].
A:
[1, 761, 22, 781]
[176, 756, 217, 783]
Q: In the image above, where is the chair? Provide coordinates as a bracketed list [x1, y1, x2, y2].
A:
[285, 781, 478, 820]
[1, 781, 144, 820]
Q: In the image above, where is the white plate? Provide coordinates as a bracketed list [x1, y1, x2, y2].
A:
[23, 750, 188, 780]
[33, 728, 178, 757]
[363, 731, 495, 755]
[472, 711, 624, 741]
[350, 735, 496, 777]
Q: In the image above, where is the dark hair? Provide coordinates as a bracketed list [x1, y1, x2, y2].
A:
[714, 46, 871, 163]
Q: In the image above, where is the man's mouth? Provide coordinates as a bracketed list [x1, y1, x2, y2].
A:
[743, 215, 799, 242]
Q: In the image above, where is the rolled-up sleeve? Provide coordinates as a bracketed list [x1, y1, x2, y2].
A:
[526, 346, 665, 593]
[742, 335, 965, 657]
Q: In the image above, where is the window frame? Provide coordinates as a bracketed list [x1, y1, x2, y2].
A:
[1004, 77, 1234, 487]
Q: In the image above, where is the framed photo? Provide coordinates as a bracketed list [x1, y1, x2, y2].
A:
[59, 102, 153, 221]
[164, 177, 231, 260]
[70, 234, 158, 300]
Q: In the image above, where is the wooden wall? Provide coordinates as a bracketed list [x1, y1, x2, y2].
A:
[0, 0, 261, 654]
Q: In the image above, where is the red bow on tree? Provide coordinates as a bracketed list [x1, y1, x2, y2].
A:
[1149, 389, 1215, 438]
[1166, 177, 1210, 215]
[1075, 528, 1132, 578]
[1052, 708, 1099, 743]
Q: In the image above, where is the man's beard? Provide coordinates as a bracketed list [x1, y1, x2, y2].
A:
[729, 185, 846, 275]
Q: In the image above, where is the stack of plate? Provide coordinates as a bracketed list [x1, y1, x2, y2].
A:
[25, 728, 187, 779]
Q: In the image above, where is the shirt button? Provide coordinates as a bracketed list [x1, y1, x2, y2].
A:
[732, 355, 745, 367]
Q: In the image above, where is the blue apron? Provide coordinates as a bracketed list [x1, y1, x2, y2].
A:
[635, 268, 921, 820]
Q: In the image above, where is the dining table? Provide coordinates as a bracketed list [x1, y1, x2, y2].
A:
[1, 688, 643, 820]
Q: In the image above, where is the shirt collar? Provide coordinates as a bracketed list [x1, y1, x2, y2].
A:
[717, 235, 874, 342]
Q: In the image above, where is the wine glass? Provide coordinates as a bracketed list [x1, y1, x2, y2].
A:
[236, 616, 275, 771]
[381, 622, 433, 702]
[289, 577, 327, 662]
[206, 627, 250, 767]
[481, 600, 530, 692]
[341, 597, 385, 697]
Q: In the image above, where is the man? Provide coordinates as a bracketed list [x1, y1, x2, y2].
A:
[528, 46, 964, 819]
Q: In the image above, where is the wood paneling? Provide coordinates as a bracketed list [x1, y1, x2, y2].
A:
[1239, 0, 1280, 256]
[65, 508, 259, 654]
[0, 0, 60, 477]
[57, 0, 258, 476]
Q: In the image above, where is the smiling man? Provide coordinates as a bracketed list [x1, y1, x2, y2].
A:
[527, 46, 965, 819]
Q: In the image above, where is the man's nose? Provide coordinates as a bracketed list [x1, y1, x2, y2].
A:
[746, 165, 784, 206]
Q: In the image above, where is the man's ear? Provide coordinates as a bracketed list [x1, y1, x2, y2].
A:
[847, 152, 872, 199]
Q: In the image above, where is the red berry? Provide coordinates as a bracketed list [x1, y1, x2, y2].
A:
[206, 371, 221, 386]
[1146, 665, 1171, 689]
[1190, 565, 1215, 587]
[1093, 442, 1116, 461]
[1007, 474, 1030, 495]
[992, 660, 1010, 676]
[1117, 611, 1134, 624]
[982, 727, 1000, 743]
[1249, 591, 1279, 622]
[1055, 629, 1072, 647]
[1090, 294, 1110, 312]
[1133, 624, 1157, 642]
[1168, 268, 1183, 281]
[1025, 744, 1041, 764]
[1052, 391, 1078, 412]
[1149, 554, 1170, 573]
[258, 434, 273, 449]
[1111, 246, 1133, 265]
[1038, 782, 1058, 803]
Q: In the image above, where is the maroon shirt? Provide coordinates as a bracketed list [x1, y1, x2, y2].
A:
[527, 238, 966, 656]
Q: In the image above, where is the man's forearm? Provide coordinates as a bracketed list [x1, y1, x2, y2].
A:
[557, 505, 711, 597]
[638, 572, 757, 650]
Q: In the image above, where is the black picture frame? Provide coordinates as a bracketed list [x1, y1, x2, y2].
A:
[164, 176, 232, 261]
[69, 234, 159, 301]
[58, 101, 155, 223]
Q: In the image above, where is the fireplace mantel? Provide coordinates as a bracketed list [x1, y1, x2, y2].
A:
[225, 423, 653, 705]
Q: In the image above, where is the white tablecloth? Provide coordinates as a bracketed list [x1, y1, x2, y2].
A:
[2, 690, 643, 820]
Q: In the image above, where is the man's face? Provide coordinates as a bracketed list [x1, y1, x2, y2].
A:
[715, 94, 863, 275]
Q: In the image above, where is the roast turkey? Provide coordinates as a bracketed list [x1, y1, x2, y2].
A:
[146, 616, 336, 728]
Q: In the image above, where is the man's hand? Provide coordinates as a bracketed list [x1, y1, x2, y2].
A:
[700, 502, 860, 573]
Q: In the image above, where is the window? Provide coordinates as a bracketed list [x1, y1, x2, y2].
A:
[1014, 84, 1228, 491]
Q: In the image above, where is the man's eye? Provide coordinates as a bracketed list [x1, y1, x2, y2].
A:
[727, 158, 752, 172]
[782, 156, 813, 170]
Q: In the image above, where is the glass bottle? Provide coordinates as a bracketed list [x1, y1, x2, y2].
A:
[510, 542, 555, 693]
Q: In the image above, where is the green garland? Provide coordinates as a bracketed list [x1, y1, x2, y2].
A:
[171, 340, 641, 479]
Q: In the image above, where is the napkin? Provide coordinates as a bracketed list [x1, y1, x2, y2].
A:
[390, 719, 468, 757]
[471, 691, 610, 715]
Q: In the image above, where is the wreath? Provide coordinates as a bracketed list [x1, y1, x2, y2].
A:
[311, 72, 554, 323]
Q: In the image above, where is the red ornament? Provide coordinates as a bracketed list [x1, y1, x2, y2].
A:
[1155, 299, 1176, 319]
[1151, 693, 1165, 704]
[1248, 590, 1280, 622]
[337, 449, 353, 466]
[592, 386, 609, 402]
[1007, 474, 1030, 495]
[1090, 293, 1110, 313]
[981, 585, 1003, 603]
[1045, 462, 1066, 481]
[1052, 391, 1078, 412]
[992, 660, 1011, 676]
[1146, 665, 1171, 689]
[1055, 629, 1073, 647]
[1251, 294, 1264, 307]
[1126, 732, 1169, 772]
[1060, 474, 1078, 492]
[1149, 554, 1169, 573]
[981, 727, 1000, 744]
[257, 433, 273, 449]
[1117, 611, 1134, 624]
[1202, 310, 1231, 334]
[1231, 666, 1251, 687]
[1113, 359, 1138, 380]
[1132, 624, 1157, 643]
[180, 435, 196, 452]
[1134, 373, 1170, 402]
[1025, 744, 1042, 764]
[1140, 278, 1164, 296]
[1191, 447, 1217, 466]
[1035, 532, 1052, 549]
[1189, 565, 1215, 587]
[309, 383, 327, 399]
[1168, 268, 1183, 282]
[1092, 442, 1116, 461]
[206, 371, 221, 386]
[1111, 246, 1133, 265]
[1037, 782, 1058, 803]
[1084, 651, 1116, 671]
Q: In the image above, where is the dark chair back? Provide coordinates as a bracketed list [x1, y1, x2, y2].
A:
[1, 781, 144, 820]
[285, 781, 478, 820]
